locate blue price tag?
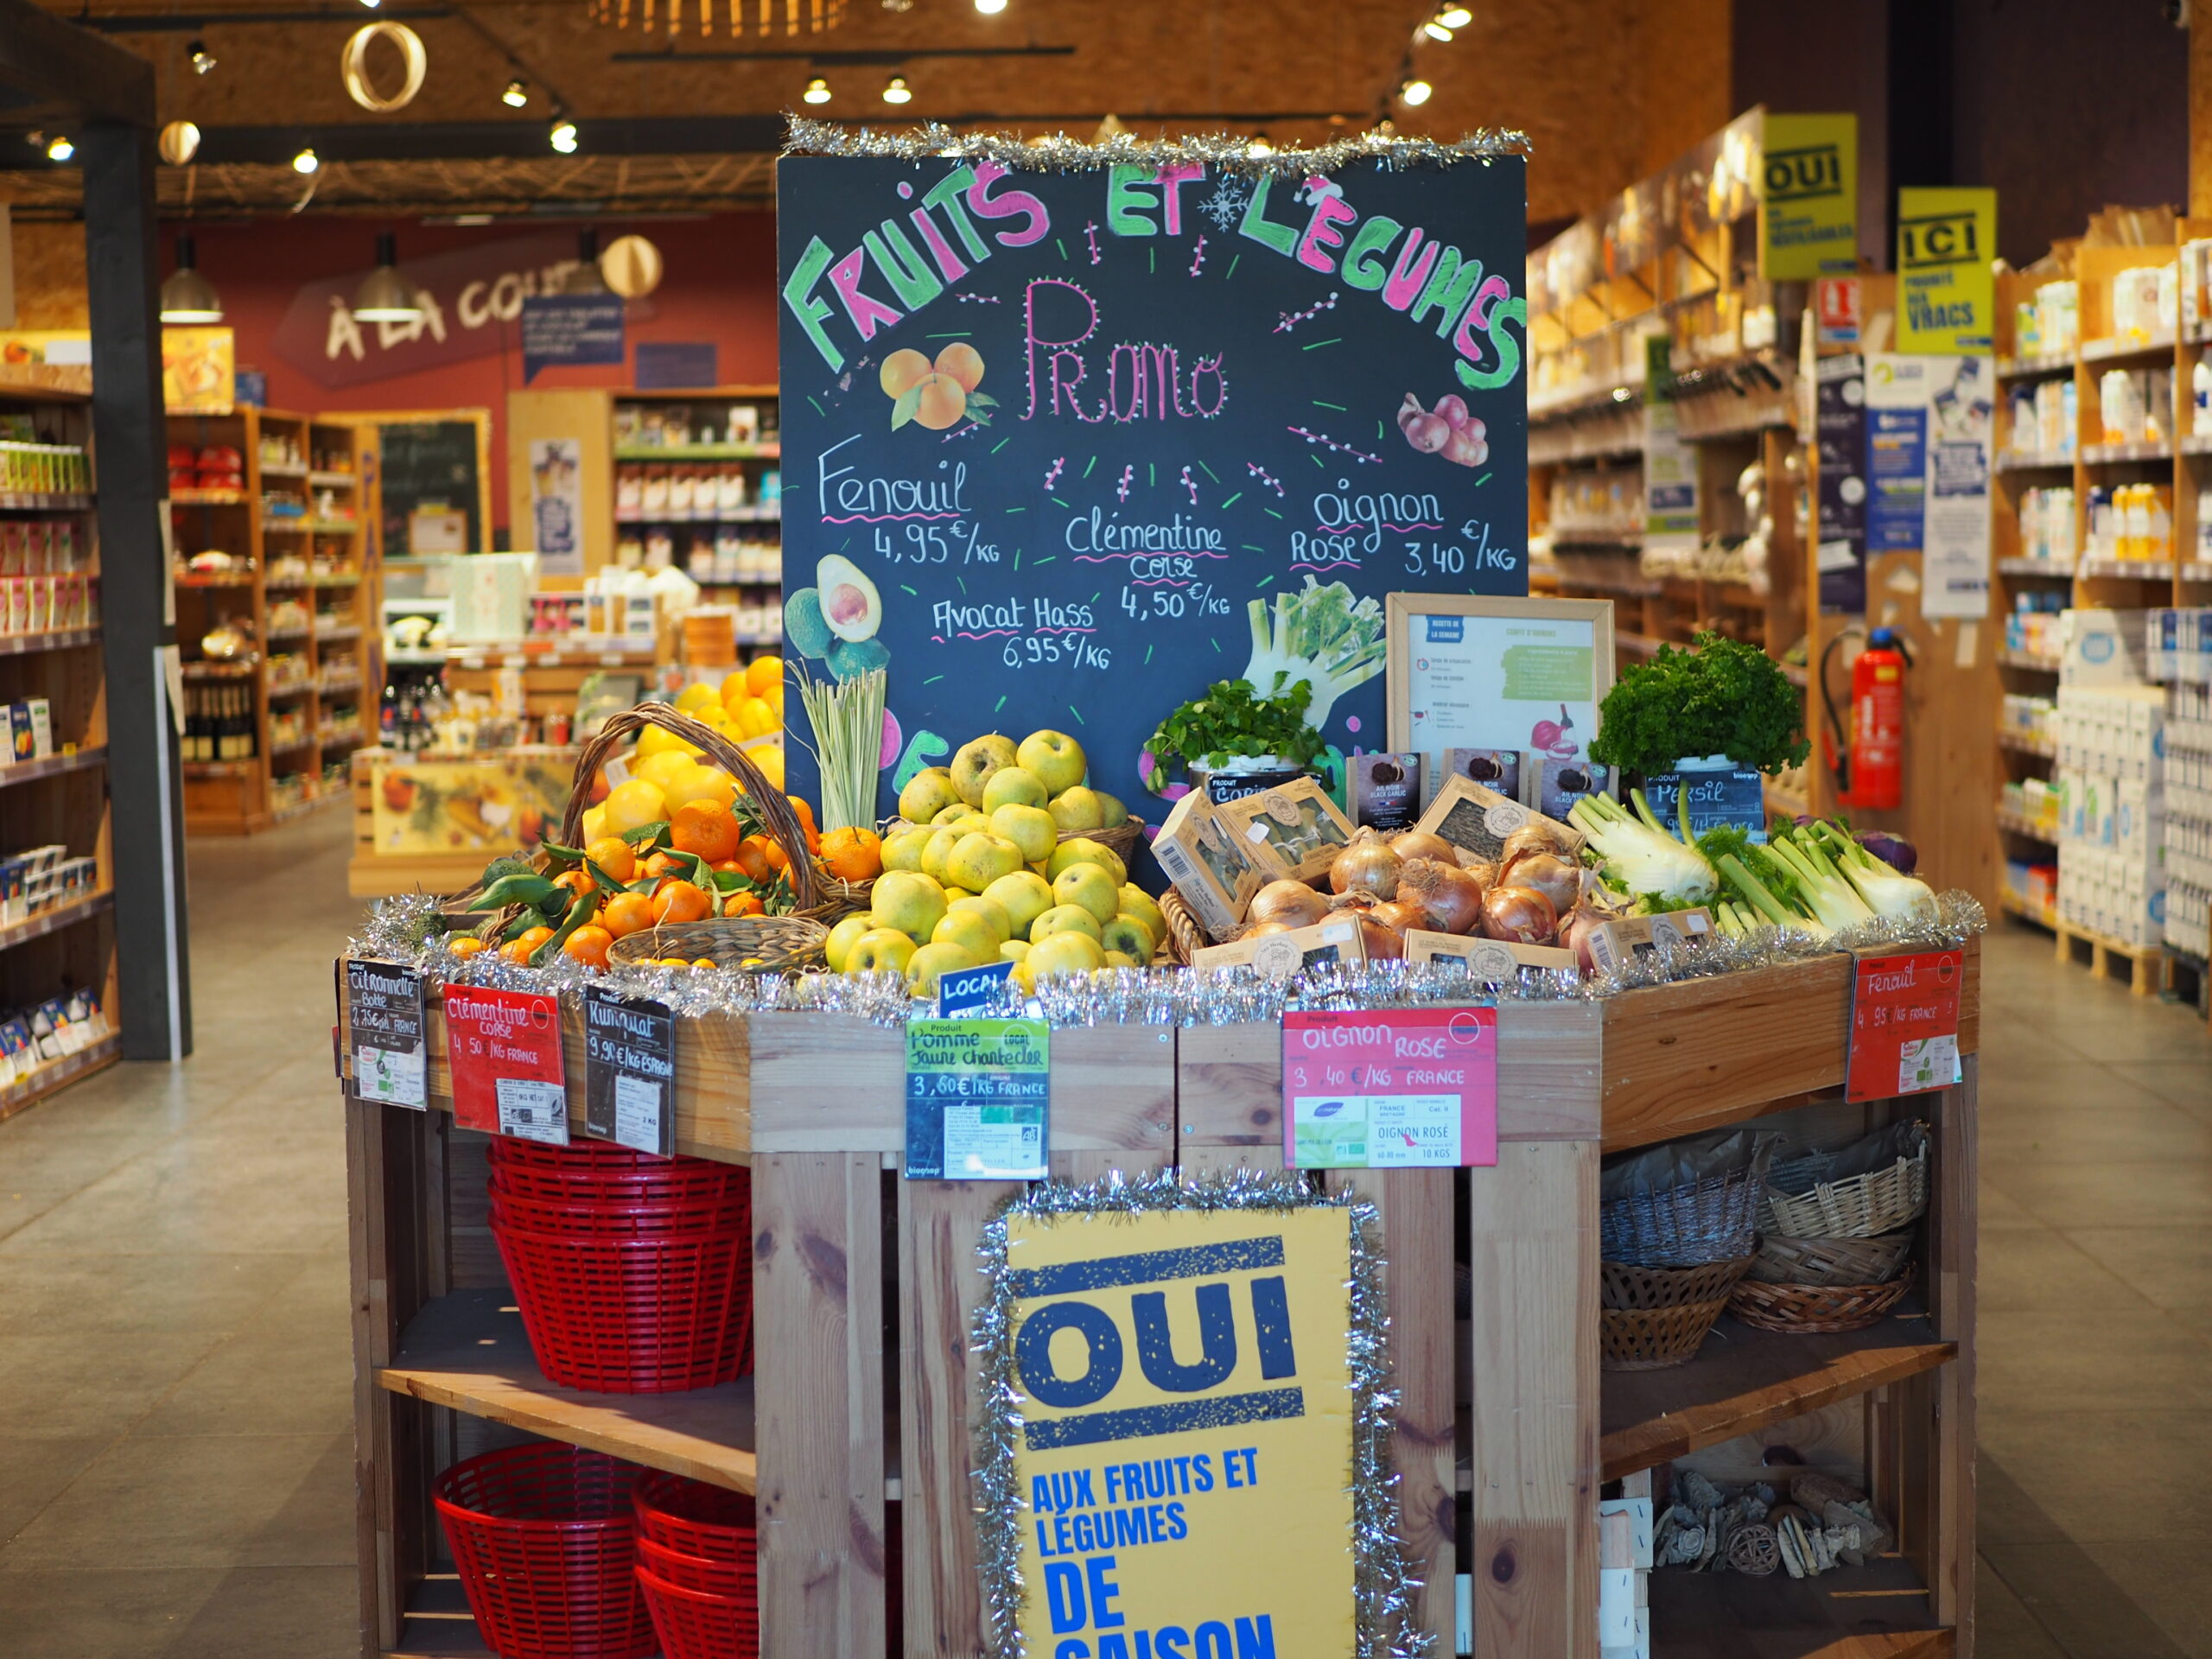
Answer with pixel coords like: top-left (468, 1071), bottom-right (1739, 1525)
top-left (938, 959), bottom-right (1017, 1019)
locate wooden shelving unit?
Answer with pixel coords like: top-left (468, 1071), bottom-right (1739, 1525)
top-left (0, 385), bottom-right (120, 1116)
top-left (340, 946), bottom-right (1977, 1659)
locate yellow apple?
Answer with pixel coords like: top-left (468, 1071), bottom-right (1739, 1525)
top-left (824, 912), bottom-right (873, 972)
top-left (1052, 862), bottom-right (1120, 925)
top-left (870, 871), bottom-right (948, 943)
top-left (1099, 916), bottom-right (1155, 964)
top-left (1048, 837), bottom-right (1127, 886)
top-left (898, 767), bottom-right (962, 825)
top-left (982, 766), bottom-right (1050, 812)
top-left (944, 832), bottom-right (1025, 893)
top-left (1018, 729), bottom-right (1087, 795)
top-left (1046, 787), bottom-right (1106, 834)
top-left (999, 938), bottom-right (1032, 963)
top-left (1027, 929), bottom-right (1105, 979)
top-left (846, 928), bottom-right (918, 976)
top-left (906, 941), bottom-right (982, 998)
top-left (1030, 904), bottom-right (1103, 944)
top-left (931, 908), bottom-right (1001, 961)
top-left (990, 803), bottom-right (1057, 863)
top-left (880, 826), bottom-right (935, 873)
top-left (1117, 885), bottom-right (1165, 945)
top-left (919, 827), bottom-right (963, 887)
top-left (982, 871), bottom-right (1054, 937)
top-left (948, 894), bottom-right (1013, 944)
top-left (950, 734), bottom-right (1020, 807)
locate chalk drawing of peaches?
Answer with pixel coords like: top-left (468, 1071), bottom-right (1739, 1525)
top-left (1397, 392), bottom-right (1488, 467)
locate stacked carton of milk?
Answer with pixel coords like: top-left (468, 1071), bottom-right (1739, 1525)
top-left (2054, 611), bottom-right (2166, 947)
top-left (2148, 607), bottom-right (2212, 959)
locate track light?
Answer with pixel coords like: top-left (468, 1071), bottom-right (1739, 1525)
top-left (353, 232), bottom-right (422, 323)
top-left (975, 0), bottom-right (1007, 11)
top-left (1399, 78), bottom-right (1432, 106)
top-left (45, 135), bottom-right (73, 162)
top-left (160, 233), bottom-right (224, 325)
top-left (1422, 19), bottom-right (1453, 41)
top-left (803, 77), bottom-right (831, 104)
top-left (501, 77), bottom-right (528, 108)
top-left (550, 117), bottom-right (579, 153)
top-left (359, 0), bottom-right (380, 8)
top-left (292, 146), bottom-right (319, 174)
top-left (882, 74), bottom-right (912, 104)
top-left (188, 38), bottom-right (216, 73)
top-left (1437, 4), bottom-right (1472, 24)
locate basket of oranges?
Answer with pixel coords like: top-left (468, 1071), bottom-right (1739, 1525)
top-left (444, 702), bottom-right (842, 974)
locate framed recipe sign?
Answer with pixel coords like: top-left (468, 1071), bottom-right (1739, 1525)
top-left (1386, 594), bottom-right (1615, 817)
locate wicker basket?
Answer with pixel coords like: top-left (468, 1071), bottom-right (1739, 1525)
top-left (1157, 889), bottom-right (1208, 967)
top-left (1600, 1162), bottom-right (1765, 1268)
top-left (1764, 1123), bottom-right (1929, 1240)
top-left (1727, 1264), bottom-right (1916, 1335)
top-left (1060, 818), bottom-right (1146, 862)
top-left (1747, 1230), bottom-right (1915, 1287)
top-left (1601, 1296), bottom-right (1734, 1370)
top-left (1600, 1255), bottom-right (1753, 1311)
top-left (608, 916), bottom-right (830, 971)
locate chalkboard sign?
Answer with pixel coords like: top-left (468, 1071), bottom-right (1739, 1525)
top-left (375, 417), bottom-right (487, 557)
top-left (775, 149), bottom-right (1529, 818)
top-left (1642, 762), bottom-right (1770, 842)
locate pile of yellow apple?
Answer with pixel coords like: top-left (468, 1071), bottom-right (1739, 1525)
top-left (823, 729), bottom-right (1164, 995)
top-left (576, 657), bottom-right (785, 846)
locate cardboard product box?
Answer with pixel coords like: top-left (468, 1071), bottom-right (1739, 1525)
top-left (1413, 775), bottom-right (1586, 869)
top-left (1212, 775), bottom-right (1357, 886)
top-left (1428, 748), bottom-right (1522, 809)
top-left (6, 704), bottom-right (32, 765)
top-left (1152, 790), bottom-right (1262, 939)
top-left (1349, 753), bottom-right (1423, 831)
top-left (1531, 757), bottom-right (1611, 823)
top-left (26, 698), bottom-right (50, 760)
top-left (1403, 929), bottom-right (1578, 979)
top-left (1191, 914), bottom-right (1366, 979)
top-left (1584, 908), bottom-right (1716, 977)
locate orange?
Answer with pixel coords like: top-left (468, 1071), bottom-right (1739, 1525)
top-left (911, 372), bottom-right (967, 430)
top-left (640, 849), bottom-right (684, 883)
top-left (552, 869), bottom-right (597, 907)
top-left (880, 347), bottom-right (932, 397)
top-left (734, 835), bottom-right (789, 883)
top-left (786, 796), bottom-right (820, 852)
top-left (449, 936), bottom-right (487, 959)
top-left (722, 890), bottom-right (764, 918)
top-left (652, 880), bottom-right (713, 926)
top-left (934, 340), bottom-right (985, 392)
top-left (563, 925), bottom-right (613, 970)
top-left (499, 939), bottom-right (533, 965)
top-left (712, 858), bottom-right (745, 874)
top-left (819, 824), bottom-right (884, 882)
top-left (516, 925), bottom-right (556, 952)
top-left (745, 655), bottom-right (782, 697)
top-left (691, 958), bottom-right (718, 970)
top-left (671, 800), bottom-right (741, 865)
top-left (601, 892), bottom-right (654, 938)
top-left (584, 836), bottom-right (637, 882)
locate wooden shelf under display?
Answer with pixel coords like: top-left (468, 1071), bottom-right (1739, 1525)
top-left (1649, 1564), bottom-right (1948, 1659)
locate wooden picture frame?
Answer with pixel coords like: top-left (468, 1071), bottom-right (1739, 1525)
top-left (1385, 594), bottom-right (1616, 814)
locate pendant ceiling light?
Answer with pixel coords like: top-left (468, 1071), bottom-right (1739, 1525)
top-left (586, 0), bottom-right (845, 39)
top-left (159, 233), bottom-right (224, 324)
top-left (353, 232), bottom-right (422, 323)
top-left (563, 227), bottom-right (610, 296)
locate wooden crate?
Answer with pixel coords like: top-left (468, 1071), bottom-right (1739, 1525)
top-left (341, 943), bottom-right (1980, 1659)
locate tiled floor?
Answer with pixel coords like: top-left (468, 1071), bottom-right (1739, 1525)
top-left (0, 810), bottom-right (2208, 1655)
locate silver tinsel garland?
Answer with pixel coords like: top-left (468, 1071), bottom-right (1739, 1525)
top-left (783, 115), bottom-right (1529, 180)
top-left (969, 1169), bottom-right (1428, 1659)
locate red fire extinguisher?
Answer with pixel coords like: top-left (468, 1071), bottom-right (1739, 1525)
top-left (1822, 626), bottom-right (1909, 810)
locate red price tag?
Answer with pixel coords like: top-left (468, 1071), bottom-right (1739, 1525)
top-left (1281, 1007), bottom-right (1498, 1169)
top-left (1846, 949), bottom-right (1962, 1103)
top-left (444, 985), bottom-right (570, 1144)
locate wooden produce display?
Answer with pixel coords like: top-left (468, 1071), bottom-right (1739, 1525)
top-left (339, 942), bottom-right (1980, 1659)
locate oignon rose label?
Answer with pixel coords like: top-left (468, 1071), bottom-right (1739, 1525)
top-left (1281, 1006), bottom-right (1497, 1168)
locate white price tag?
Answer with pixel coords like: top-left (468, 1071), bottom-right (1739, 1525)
top-left (942, 1103), bottom-right (1046, 1180)
top-left (356, 1041), bottom-right (426, 1109)
top-left (611, 1072), bottom-right (665, 1156)
top-left (496, 1077), bottom-right (570, 1144)
top-left (1898, 1033), bottom-right (1961, 1093)
top-left (1366, 1094), bottom-right (1462, 1167)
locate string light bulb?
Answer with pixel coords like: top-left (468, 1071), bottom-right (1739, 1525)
top-left (188, 38), bottom-right (216, 74)
top-left (975, 0), bottom-right (1007, 11)
top-left (882, 74), bottom-right (912, 104)
top-left (550, 117), bottom-right (579, 153)
top-left (45, 135), bottom-right (73, 162)
top-left (292, 146), bottom-right (319, 173)
top-left (1398, 78), bottom-right (1432, 106)
top-left (501, 77), bottom-right (528, 108)
top-left (1421, 18), bottom-right (1453, 41)
top-left (803, 77), bottom-right (831, 104)
top-left (1437, 4), bottom-right (1472, 24)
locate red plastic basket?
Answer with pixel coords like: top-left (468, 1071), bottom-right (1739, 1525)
top-left (489, 1142), bottom-right (747, 1209)
top-left (493, 1219), bottom-right (753, 1393)
top-left (633, 1473), bottom-right (757, 1560)
top-left (639, 1566), bottom-right (760, 1659)
top-left (489, 1186), bottom-right (747, 1240)
top-left (638, 1534), bottom-right (754, 1597)
top-left (433, 1444), bottom-right (655, 1659)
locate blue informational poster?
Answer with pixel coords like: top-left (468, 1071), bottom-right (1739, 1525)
top-left (519, 296), bottom-right (624, 385)
top-left (1866, 404), bottom-right (1928, 553)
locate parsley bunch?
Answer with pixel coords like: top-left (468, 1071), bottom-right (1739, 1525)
top-left (1144, 674), bottom-right (1323, 793)
top-left (1590, 632), bottom-right (1810, 779)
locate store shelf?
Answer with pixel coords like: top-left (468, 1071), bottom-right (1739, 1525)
top-left (2182, 562), bottom-right (2212, 582)
top-left (268, 683), bottom-right (312, 701)
top-left (1999, 888), bottom-right (2059, 930)
top-left (170, 489), bottom-right (247, 506)
top-left (2082, 440), bottom-right (2174, 465)
top-left (308, 469), bottom-right (358, 488)
top-left (1648, 1562), bottom-right (1947, 1659)
top-left (1997, 647), bottom-right (2061, 672)
top-left (2078, 557), bottom-right (2175, 579)
top-left (1996, 728), bottom-right (2057, 758)
top-left (0, 490), bottom-right (92, 512)
top-left (615, 507), bottom-right (781, 524)
top-left (258, 461), bottom-right (308, 479)
top-left (314, 626), bottom-right (362, 643)
top-left (614, 442), bottom-right (779, 461)
top-left (182, 760), bottom-right (257, 778)
top-left (1995, 557), bottom-right (2076, 578)
top-left (269, 789), bottom-right (348, 824)
top-left (1995, 804), bottom-right (2057, 842)
top-left (1763, 779), bottom-right (1808, 818)
top-left (2082, 334), bottom-right (2175, 365)
top-left (1996, 349), bottom-right (2075, 380)
top-left (0, 888), bottom-right (111, 954)
top-left (1616, 630), bottom-right (1666, 658)
top-left (175, 573), bottom-right (256, 589)
top-left (1548, 520), bottom-right (1643, 546)
top-left (0, 746), bottom-right (104, 788)
top-left (0, 1031), bottom-right (122, 1127)
top-left (0, 626), bottom-right (99, 655)
top-left (1600, 1300), bottom-right (1952, 1482)
top-left (386, 1575), bottom-right (492, 1659)
top-left (264, 519), bottom-right (362, 536)
top-left (1995, 450), bottom-right (2075, 473)
top-left (378, 1288), bottom-right (757, 1493)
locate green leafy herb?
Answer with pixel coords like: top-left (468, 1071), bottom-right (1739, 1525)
top-left (1144, 675), bottom-right (1324, 792)
top-left (1590, 631), bottom-right (1811, 780)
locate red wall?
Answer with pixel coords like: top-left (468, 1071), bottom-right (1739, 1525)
top-left (170, 213), bottom-right (780, 534)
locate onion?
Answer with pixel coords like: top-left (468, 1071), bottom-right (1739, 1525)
top-left (1247, 880), bottom-right (1329, 930)
top-left (1499, 849), bottom-right (1580, 917)
top-left (1367, 899), bottom-right (1431, 935)
top-left (1389, 828), bottom-right (1458, 866)
top-left (1242, 920), bottom-right (1291, 939)
top-left (1498, 822), bottom-right (1573, 868)
top-left (1329, 828), bottom-right (1402, 899)
top-left (1480, 885), bottom-right (1559, 945)
top-left (1560, 905), bottom-right (1605, 971)
top-left (1396, 857), bottom-right (1486, 935)
top-left (1352, 913), bottom-right (1405, 960)
top-left (1460, 858), bottom-right (1497, 895)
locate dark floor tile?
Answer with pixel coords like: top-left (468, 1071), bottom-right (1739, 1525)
top-left (1979, 1311), bottom-right (2212, 1412)
top-left (1975, 1554), bottom-right (2070, 1658)
top-left (2079, 1538), bottom-right (2212, 1659)
top-left (0, 1438), bottom-right (104, 1544)
top-left (2065, 1227), bottom-right (2212, 1321)
top-left (136, 1279), bottom-right (352, 1437)
top-left (0, 1253), bottom-right (315, 1337)
top-left (1980, 1100), bottom-right (2212, 1165)
top-left (1975, 1228), bottom-right (2154, 1314)
top-left (0, 1329), bottom-right (228, 1438)
top-left (1978, 1412), bottom-right (2212, 1542)
top-left (160, 1566), bottom-right (358, 1659)
top-left (0, 1568), bottom-right (229, 1659)
top-left (1983, 1159), bottom-right (2212, 1230)
top-left (1981, 1541), bottom-right (2195, 1658)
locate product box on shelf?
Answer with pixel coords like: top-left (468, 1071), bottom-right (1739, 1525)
top-left (1190, 913), bottom-right (1366, 976)
top-left (1583, 908), bottom-right (1715, 976)
top-left (2059, 609), bottom-right (2153, 688)
top-left (1413, 775), bottom-right (1585, 868)
top-left (1402, 931), bottom-right (1575, 976)
top-left (1152, 790), bottom-right (1263, 939)
top-left (1211, 776), bottom-right (1356, 885)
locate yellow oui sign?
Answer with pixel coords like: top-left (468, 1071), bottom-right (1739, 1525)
top-left (1001, 1201), bottom-right (1357, 1659)
top-left (1897, 187), bottom-right (1998, 353)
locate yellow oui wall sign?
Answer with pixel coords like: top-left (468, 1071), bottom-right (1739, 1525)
top-left (986, 1190), bottom-right (1370, 1659)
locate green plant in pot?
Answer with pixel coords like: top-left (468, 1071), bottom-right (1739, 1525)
top-left (1144, 674), bottom-right (1324, 801)
top-left (1591, 632), bottom-right (1809, 785)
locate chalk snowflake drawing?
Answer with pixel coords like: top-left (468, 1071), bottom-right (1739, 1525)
top-left (955, 292), bottom-right (1001, 304)
top-left (1189, 235), bottom-right (1207, 276)
top-left (1043, 457), bottom-right (1065, 491)
top-left (1274, 291), bottom-right (1338, 334)
top-left (1197, 178), bottom-right (1249, 232)
top-left (1116, 464), bottom-right (1135, 504)
top-left (1084, 221), bottom-right (1102, 265)
top-left (1287, 425), bottom-right (1382, 464)
top-left (1247, 462), bottom-right (1286, 498)
top-left (1180, 465), bottom-right (1200, 505)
